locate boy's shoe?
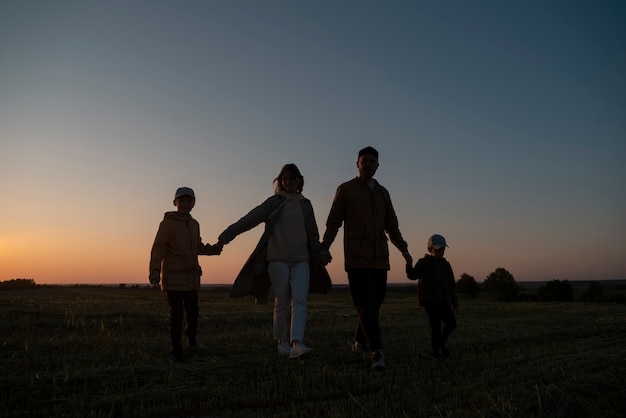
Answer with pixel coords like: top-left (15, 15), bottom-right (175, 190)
top-left (169, 353), bottom-right (184, 364)
top-left (289, 342), bottom-right (313, 359)
top-left (371, 350), bottom-right (386, 371)
top-left (440, 346), bottom-right (450, 358)
top-left (277, 341), bottom-right (291, 355)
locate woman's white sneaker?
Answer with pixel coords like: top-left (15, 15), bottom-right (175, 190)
top-left (289, 342), bottom-right (313, 359)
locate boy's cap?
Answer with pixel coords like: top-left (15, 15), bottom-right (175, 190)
top-left (174, 187), bottom-right (195, 200)
top-left (428, 234), bottom-right (448, 249)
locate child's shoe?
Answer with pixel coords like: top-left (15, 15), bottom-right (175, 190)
top-left (440, 345), bottom-right (450, 358)
top-left (371, 350), bottom-right (386, 371)
top-left (169, 352), bottom-right (183, 364)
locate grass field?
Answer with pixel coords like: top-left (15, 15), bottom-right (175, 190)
top-left (1, 286), bottom-right (625, 418)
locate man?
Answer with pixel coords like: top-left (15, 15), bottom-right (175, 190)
top-left (321, 146), bottom-right (412, 370)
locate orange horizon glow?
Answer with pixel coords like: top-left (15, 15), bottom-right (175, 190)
top-left (2, 208), bottom-right (624, 285)
top-left (4, 233), bottom-right (624, 286)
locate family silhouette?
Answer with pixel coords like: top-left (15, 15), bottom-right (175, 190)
top-left (149, 147), bottom-right (457, 370)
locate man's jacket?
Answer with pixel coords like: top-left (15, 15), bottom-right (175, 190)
top-left (322, 177), bottom-right (408, 271)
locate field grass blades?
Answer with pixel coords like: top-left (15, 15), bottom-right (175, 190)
top-left (0, 287), bottom-right (624, 417)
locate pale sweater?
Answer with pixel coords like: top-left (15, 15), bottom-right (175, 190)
top-left (266, 192), bottom-right (309, 262)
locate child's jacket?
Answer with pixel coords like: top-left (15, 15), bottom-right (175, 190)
top-left (407, 254), bottom-right (458, 308)
top-left (149, 211), bottom-right (216, 291)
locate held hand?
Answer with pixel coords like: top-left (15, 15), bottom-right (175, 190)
top-left (202, 242), bottom-right (223, 255)
top-left (149, 276), bottom-right (160, 287)
top-left (212, 242), bottom-right (224, 254)
top-left (402, 251), bottom-right (413, 267)
top-left (320, 249), bottom-right (332, 266)
top-left (405, 263), bottom-right (417, 281)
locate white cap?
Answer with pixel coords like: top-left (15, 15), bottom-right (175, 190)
top-left (174, 187), bottom-right (195, 200)
top-left (427, 234), bottom-right (448, 250)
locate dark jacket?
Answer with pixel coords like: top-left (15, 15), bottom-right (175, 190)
top-left (322, 177), bottom-right (408, 270)
top-left (149, 212), bottom-right (219, 291)
top-left (219, 194), bottom-right (331, 301)
top-left (407, 254), bottom-right (458, 307)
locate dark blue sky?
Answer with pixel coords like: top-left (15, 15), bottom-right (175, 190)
top-left (1, 1), bottom-right (624, 283)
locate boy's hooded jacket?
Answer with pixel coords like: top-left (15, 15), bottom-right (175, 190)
top-left (219, 193), bottom-right (332, 302)
top-left (149, 212), bottom-right (218, 291)
top-left (407, 255), bottom-right (458, 308)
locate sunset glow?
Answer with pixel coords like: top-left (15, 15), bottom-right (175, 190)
top-left (1, 1), bottom-right (624, 285)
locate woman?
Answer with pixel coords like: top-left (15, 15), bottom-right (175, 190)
top-left (216, 164), bottom-right (330, 359)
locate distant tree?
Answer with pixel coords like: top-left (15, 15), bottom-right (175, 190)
top-left (579, 282), bottom-right (604, 302)
top-left (456, 273), bottom-right (479, 299)
top-left (537, 279), bottom-right (574, 302)
top-left (0, 278), bottom-right (37, 290)
top-left (483, 268), bottom-right (518, 301)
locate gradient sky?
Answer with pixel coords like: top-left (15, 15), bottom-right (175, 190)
top-left (1, 1), bottom-right (625, 285)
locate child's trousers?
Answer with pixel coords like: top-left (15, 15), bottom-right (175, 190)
top-left (425, 305), bottom-right (456, 356)
top-left (167, 290), bottom-right (199, 357)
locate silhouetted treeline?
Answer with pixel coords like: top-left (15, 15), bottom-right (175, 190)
top-left (455, 270), bottom-right (625, 304)
top-left (0, 278), bottom-right (37, 290)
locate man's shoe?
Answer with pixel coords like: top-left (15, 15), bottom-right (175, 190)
top-left (277, 341), bottom-right (291, 355)
top-left (186, 344), bottom-right (198, 357)
top-left (187, 342), bottom-right (206, 357)
top-left (371, 350), bottom-right (386, 371)
top-left (351, 341), bottom-right (369, 355)
top-left (289, 342), bottom-right (313, 359)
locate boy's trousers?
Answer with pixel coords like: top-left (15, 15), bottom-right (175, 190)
top-left (167, 290), bottom-right (199, 356)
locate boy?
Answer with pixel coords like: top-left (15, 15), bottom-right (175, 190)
top-left (406, 234), bottom-right (457, 359)
top-left (149, 187), bottom-right (221, 363)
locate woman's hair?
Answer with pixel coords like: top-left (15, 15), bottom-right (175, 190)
top-left (273, 163), bottom-right (304, 193)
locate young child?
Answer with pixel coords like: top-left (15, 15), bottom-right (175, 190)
top-left (149, 187), bottom-right (221, 363)
top-left (406, 234), bottom-right (458, 359)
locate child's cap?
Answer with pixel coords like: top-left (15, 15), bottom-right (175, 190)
top-left (174, 187), bottom-right (195, 200)
top-left (428, 234), bottom-right (448, 250)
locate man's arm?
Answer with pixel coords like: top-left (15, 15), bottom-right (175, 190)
top-left (320, 186), bottom-right (344, 264)
top-left (383, 192), bottom-right (412, 265)
top-left (321, 186), bottom-right (344, 250)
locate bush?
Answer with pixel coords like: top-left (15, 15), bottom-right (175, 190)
top-left (457, 273), bottom-right (479, 299)
top-left (579, 282), bottom-right (604, 302)
top-left (483, 268), bottom-right (518, 301)
top-left (537, 279), bottom-right (574, 302)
